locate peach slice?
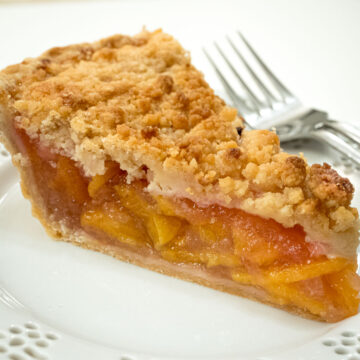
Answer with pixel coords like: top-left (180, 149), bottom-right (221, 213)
top-left (146, 214), bottom-right (182, 248)
top-left (265, 257), bottom-right (349, 283)
top-left (81, 203), bottom-right (147, 246)
top-left (162, 248), bottom-right (240, 268)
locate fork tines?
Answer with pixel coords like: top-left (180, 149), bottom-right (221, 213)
top-left (204, 32), bottom-right (297, 128)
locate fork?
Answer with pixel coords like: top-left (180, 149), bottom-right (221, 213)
top-left (204, 32), bottom-right (360, 166)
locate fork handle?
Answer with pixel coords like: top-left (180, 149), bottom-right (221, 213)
top-left (324, 120), bottom-right (360, 144)
top-left (311, 128), bottom-right (360, 167)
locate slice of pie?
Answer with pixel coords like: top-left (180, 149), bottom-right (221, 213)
top-left (0, 29), bottom-right (359, 322)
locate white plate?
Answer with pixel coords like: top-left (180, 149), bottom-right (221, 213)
top-left (1, 1), bottom-right (360, 359)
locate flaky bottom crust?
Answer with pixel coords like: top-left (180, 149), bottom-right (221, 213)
top-left (0, 111), bottom-right (322, 322)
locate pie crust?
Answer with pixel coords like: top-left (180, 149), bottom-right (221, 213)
top-left (0, 29), bottom-right (359, 322)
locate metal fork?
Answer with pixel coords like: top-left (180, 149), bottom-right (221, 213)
top-left (204, 32), bottom-right (360, 166)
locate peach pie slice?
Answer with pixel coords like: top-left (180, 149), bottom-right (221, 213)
top-left (0, 30), bottom-right (359, 322)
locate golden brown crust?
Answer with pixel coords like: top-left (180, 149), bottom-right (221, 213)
top-left (308, 163), bottom-right (354, 207)
top-left (0, 29), bottom-right (358, 257)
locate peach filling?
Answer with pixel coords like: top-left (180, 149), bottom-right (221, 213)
top-left (17, 130), bottom-right (360, 322)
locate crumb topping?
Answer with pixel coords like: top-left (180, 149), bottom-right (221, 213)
top-left (0, 29), bottom-right (358, 246)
